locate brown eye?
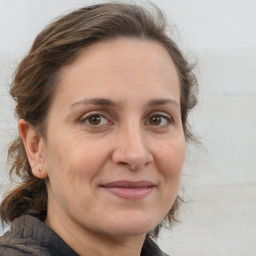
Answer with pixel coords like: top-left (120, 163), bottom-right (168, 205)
top-left (88, 115), bottom-right (101, 125)
top-left (148, 114), bottom-right (171, 127)
top-left (149, 115), bottom-right (162, 125)
top-left (82, 114), bottom-right (109, 127)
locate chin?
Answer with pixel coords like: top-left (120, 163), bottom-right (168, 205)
top-left (108, 226), bottom-right (153, 237)
top-left (103, 213), bottom-right (160, 236)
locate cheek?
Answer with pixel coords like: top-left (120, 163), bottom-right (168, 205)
top-left (155, 137), bottom-right (186, 203)
top-left (157, 137), bottom-right (186, 177)
top-left (153, 138), bottom-right (185, 217)
top-left (45, 135), bottom-right (109, 186)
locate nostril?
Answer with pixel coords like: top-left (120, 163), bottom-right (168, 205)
top-left (119, 161), bottom-right (129, 166)
top-left (117, 161), bottom-right (137, 170)
top-left (112, 146), bottom-right (153, 170)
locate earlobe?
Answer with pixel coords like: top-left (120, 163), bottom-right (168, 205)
top-left (18, 119), bottom-right (48, 179)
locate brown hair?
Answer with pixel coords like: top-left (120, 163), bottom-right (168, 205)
top-left (0, 2), bottom-right (197, 238)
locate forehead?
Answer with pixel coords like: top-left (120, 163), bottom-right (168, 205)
top-left (56, 38), bottom-right (180, 103)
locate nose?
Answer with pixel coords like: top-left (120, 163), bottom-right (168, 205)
top-left (111, 126), bottom-right (153, 170)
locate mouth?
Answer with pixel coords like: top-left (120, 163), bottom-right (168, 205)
top-left (100, 180), bottom-right (156, 200)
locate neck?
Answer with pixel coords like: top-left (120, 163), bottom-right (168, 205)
top-left (44, 209), bottom-right (146, 256)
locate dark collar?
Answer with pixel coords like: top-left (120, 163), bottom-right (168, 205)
top-left (11, 215), bottom-right (79, 256)
top-left (11, 215), bottom-right (167, 256)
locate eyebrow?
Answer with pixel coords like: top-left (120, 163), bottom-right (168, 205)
top-left (70, 97), bottom-right (179, 109)
top-left (147, 98), bottom-right (179, 107)
top-left (71, 98), bottom-right (118, 108)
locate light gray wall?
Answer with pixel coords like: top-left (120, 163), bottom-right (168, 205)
top-left (0, 0), bottom-right (255, 255)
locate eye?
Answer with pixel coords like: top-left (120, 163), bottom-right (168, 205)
top-left (148, 114), bottom-right (172, 127)
top-left (81, 113), bottom-right (109, 127)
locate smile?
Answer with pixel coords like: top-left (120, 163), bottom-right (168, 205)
top-left (100, 180), bottom-right (156, 200)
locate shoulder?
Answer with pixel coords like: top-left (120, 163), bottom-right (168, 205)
top-left (142, 237), bottom-right (170, 256)
top-left (0, 232), bottom-right (50, 256)
top-left (0, 216), bottom-right (51, 255)
top-left (0, 215), bottom-right (78, 256)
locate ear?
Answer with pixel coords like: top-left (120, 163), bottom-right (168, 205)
top-left (18, 119), bottom-right (48, 179)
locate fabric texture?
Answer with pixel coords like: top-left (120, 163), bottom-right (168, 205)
top-left (0, 215), bottom-right (168, 256)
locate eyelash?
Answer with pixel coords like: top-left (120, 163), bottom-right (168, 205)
top-left (147, 113), bottom-right (173, 128)
top-left (80, 112), bottom-right (173, 129)
top-left (80, 113), bottom-right (111, 128)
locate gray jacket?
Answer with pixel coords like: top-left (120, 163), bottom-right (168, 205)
top-left (0, 215), bottom-right (168, 256)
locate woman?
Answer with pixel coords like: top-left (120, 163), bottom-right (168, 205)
top-left (0, 2), bottom-right (197, 256)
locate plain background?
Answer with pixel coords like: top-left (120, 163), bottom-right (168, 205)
top-left (0, 0), bottom-right (255, 255)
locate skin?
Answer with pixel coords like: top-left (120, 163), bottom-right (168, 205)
top-left (19, 38), bottom-right (186, 256)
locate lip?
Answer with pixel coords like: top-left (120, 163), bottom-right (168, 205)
top-left (100, 180), bottom-right (156, 200)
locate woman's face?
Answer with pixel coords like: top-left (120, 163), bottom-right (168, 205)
top-left (41, 38), bottom-right (185, 237)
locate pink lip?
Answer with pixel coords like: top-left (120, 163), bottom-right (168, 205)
top-left (101, 180), bottom-right (156, 200)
